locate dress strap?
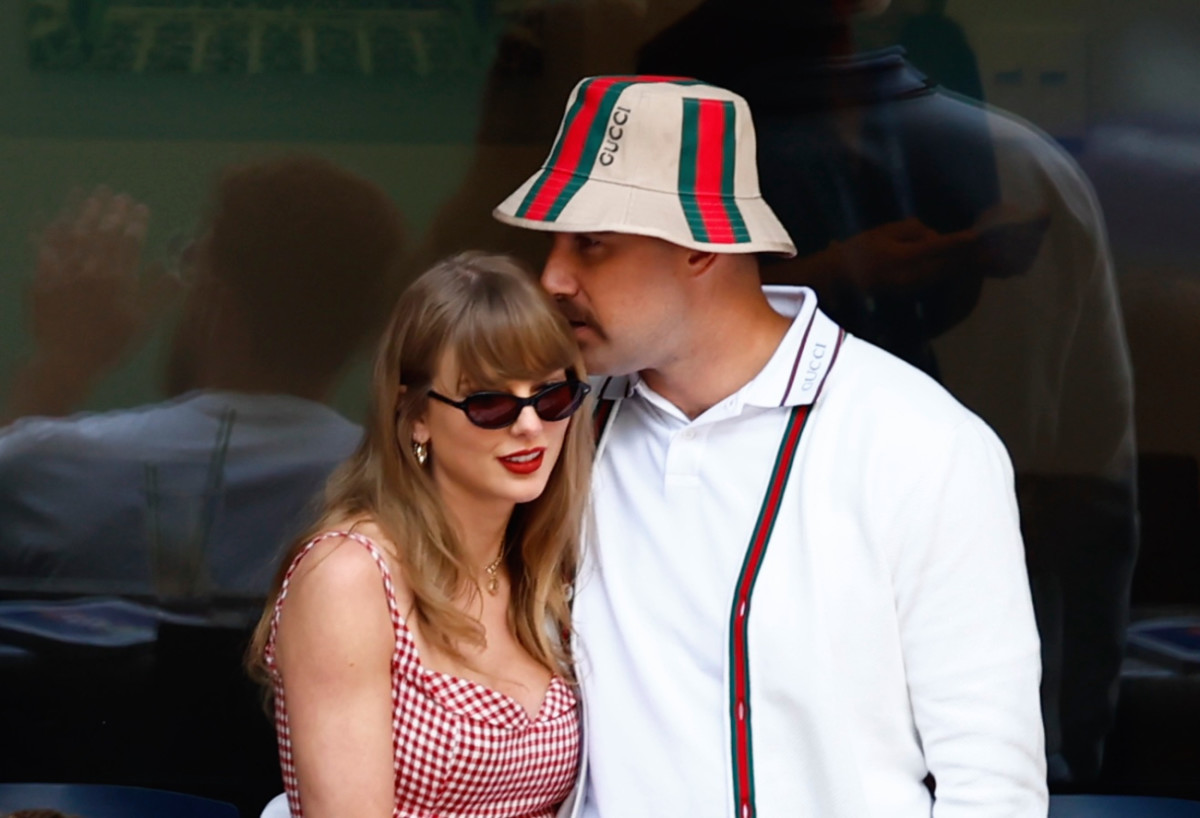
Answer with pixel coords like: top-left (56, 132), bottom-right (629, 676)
top-left (264, 530), bottom-right (408, 818)
top-left (265, 530), bottom-right (417, 679)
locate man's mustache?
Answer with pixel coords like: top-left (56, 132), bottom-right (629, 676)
top-left (554, 298), bottom-right (593, 326)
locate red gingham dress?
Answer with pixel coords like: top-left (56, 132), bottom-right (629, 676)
top-left (264, 531), bottom-right (580, 818)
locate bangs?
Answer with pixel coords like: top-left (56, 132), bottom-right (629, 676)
top-left (444, 279), bottom-right (581, 391)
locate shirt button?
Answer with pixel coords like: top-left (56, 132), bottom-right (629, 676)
top-left (681, 429), bottom-right (695, 440)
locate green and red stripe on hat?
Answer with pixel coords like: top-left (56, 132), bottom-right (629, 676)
top-left (495, 74), bottom-right (797, 257)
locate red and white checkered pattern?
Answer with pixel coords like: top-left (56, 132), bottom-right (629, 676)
top-left (264, 531), bottom-right (580, 818)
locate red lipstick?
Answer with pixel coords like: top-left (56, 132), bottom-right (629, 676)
top-left (499, 448), bottom-right (545, 475)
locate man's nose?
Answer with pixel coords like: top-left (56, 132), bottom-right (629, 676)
top-left (540, 234), bottom-right (577, 297)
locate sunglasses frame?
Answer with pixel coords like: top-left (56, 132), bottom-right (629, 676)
top-left (427, 377), bottom-right (591, 430)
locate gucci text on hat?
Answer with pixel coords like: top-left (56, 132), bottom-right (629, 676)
top-left (494, 75), bottom-right (796, 257)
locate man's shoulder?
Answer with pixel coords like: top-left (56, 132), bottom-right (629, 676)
top-left (806, 337), bottom-right (1015, 498)
top-left (895, 85), bottom-right (1098, 206)
top-left (822, 334), bottom-right (996, 438)
top-left (957, 101), bottom-right (1101, 213)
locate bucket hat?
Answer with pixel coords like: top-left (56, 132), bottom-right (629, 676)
top-left (494, 75), bottom-right (796, 256)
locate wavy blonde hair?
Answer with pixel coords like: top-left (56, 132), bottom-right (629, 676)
top-left (248, 251), bottom-right (592, 685)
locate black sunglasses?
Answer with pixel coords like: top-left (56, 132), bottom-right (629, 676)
top-left (428, 378), bottom-right (591, 430)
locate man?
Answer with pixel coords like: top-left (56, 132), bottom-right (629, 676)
top-left (494, 77), bottom-right (1047, 816)
top-left (640, 0), bottom-right (1137, 785)
top-left (0, 155), bottom-right (405, 599)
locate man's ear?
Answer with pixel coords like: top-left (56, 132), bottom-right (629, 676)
top-left (684, 249), bottom-right (719, 279)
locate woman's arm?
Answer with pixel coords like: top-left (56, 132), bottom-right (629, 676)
top-left (274, 537), bottom-right (399, 818)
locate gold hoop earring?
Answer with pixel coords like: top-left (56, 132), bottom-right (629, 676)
top-left (412, 440), bottom-right (428, 466)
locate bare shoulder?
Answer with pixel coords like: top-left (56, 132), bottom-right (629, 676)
top-left (286, 520), bottom-right (414, 615)
top-left (274, 533), bottom-right (398, 682)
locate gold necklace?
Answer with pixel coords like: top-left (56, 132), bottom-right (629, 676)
top-left (484, 548), bottom-right (505, 595)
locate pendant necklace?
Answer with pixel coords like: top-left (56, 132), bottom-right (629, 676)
top-left (484, 548), bottom-right (505, 595)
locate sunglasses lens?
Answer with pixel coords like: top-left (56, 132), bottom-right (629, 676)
top-left (454, 381), bottom-right (587, 429)
top-left (464, 394), bottom-right (521, 429)
top-left (534, 382), bottom-right (584, 421)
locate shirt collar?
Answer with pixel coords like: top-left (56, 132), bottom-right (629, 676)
top-left (594, 286), bottom-right (845, 415)
top-left (744, 286), bottom-right (845, 409)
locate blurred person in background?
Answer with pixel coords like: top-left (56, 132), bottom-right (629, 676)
top-left (0, 154), bottom-right (405, 601)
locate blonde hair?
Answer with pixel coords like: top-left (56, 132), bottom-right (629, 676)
top-left (248, 252), bottom-right (591, 685)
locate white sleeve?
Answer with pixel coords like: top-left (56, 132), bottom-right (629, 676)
top-left (889, 418), bottom-right (1048, 817)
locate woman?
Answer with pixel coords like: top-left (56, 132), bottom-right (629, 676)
top-left (247, 252), bottom-right (593, 818)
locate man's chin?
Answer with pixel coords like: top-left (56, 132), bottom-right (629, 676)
top-left (571, 328), bottom-right (633, 376)
top-left (580, 349), bottom-right (634, 378)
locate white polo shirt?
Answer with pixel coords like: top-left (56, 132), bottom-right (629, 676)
top-left (573, 287), bottom-right (1046, 818)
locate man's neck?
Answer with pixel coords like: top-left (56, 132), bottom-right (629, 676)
top-left (640, 293), bottom-right (794, 420)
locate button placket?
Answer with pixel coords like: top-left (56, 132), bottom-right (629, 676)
top-left (666, 424), bottom-right (707, 480)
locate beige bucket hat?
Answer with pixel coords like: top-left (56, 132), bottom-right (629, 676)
top-left (494, 75), bottom-right (796, 257)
